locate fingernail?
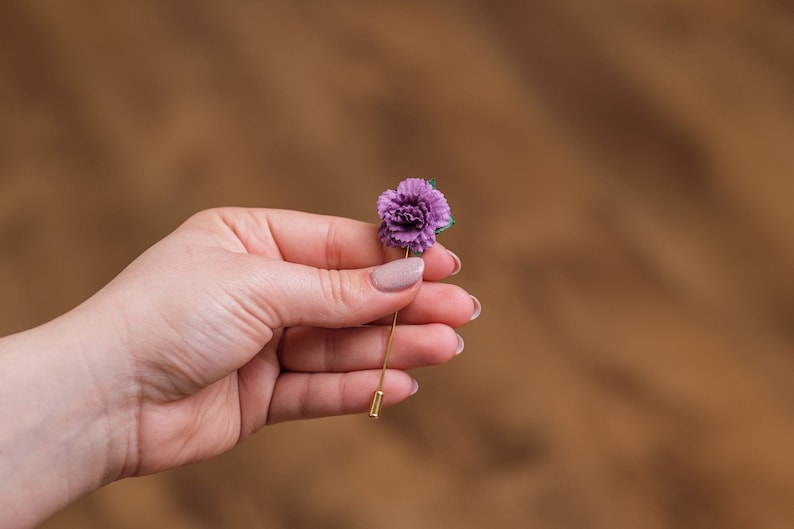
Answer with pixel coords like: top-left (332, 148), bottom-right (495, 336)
top-left (371, 257), bottom-right (425, 292)
top-left (455, 333), bottom-right (465, 355)
top-left (470, 296), bottom-right (481, 320)
top-left (448, 250), bottom-right (462, 276)
top-left (410, 378), bottom-right (420, 395)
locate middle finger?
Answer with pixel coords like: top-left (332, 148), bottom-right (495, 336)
top-left (279, 323), bottom-right (462, 373)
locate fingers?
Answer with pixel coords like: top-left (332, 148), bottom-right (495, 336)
top-left (211, 208), bottom-right (460, 280)
top-left (266, 369), bottom-right (416, 424)
top-left (264, 322), bottom-right (464, 424)
top-left (280, 323), bottom-right (462, 372)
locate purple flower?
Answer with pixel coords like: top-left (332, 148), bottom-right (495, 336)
top-left (377, 178), bottom-right (453, 253)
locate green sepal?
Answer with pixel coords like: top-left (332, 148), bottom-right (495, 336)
top-left (428, 178), bottom-right (437, 189)
top-left (435, 213), bottom-right (455, 235)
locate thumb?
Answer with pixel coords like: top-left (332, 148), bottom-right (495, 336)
top-left (255, 257), bottom-right (425, 329)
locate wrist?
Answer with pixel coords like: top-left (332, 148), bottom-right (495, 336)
top-left (0, 306), bottom-right (138, 527)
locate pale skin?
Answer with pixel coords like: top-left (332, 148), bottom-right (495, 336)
top-left (0, 208), bottom-right (478, 529)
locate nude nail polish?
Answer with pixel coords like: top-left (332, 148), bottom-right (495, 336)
top-left (448, 250), bottom-right (462, 276)
top-left (470, 296), bottom-right (481, 320)
top-left (371, 257), bottom-right (425, 292)
top-left (455, 333), bottom-right (465, 355)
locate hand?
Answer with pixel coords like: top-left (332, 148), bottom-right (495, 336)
top-left (67, 208), bottom-right (476, 477)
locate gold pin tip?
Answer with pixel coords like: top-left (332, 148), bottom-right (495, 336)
top-left (369, 390), bottom-right (384, 418)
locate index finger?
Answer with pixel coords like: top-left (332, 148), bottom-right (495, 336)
top-left (216, 208), bottom-right (459, 280)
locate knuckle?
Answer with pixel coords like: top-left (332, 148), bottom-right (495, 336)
top-left (316, 269), bottom-right (359, 314)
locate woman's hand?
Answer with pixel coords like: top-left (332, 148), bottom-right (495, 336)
top-left (1, 208), bottom-right (478, 528)
top-left (73, 208), bottom-right (477, 476)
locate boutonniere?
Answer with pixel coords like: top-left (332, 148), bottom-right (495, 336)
top-left (370, 178), bottom-right (454, 418)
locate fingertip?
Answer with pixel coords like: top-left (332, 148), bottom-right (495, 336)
top-left (420, 243), bottom-right (462, 281)
top-left (432, 324), bottom-right (465, 364)
top-left (370, 370), bottom-right (418, 412)
top-left (380, 371), bottom-right (420, 407)
top-left (387, 283), bottom-right (476, 328)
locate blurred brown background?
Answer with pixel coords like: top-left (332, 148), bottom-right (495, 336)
top-left (2, 1), bottom-right (794, 528)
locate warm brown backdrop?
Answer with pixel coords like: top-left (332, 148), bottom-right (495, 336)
top-left (2, 1), bottom-right (793, 528)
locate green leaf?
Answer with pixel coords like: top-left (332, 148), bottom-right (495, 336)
top-left (428, 178), bottom-right (437, 189)
top-left (435, 214), bottom-right (455, 234)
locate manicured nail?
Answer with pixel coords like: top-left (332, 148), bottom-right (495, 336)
top-left (470, 296), bottom-right (481, 320)
top-left (371, 257), bottom-right (425, 292)
top-left (455, 333), bottom-right (465, 355)
top-left (448, 250), bottom-right (462, 276)
top-left (410, 378), bottom-right (420, 395)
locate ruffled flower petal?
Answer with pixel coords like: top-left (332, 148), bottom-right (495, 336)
top-left (376, 178), bottom-right (453, 253)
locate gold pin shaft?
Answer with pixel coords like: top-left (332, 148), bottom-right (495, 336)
top-left (369, 247), bottom-right (411, 419)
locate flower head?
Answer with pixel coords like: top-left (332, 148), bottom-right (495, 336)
top-left (377, 178), bottom-right (454, 254)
